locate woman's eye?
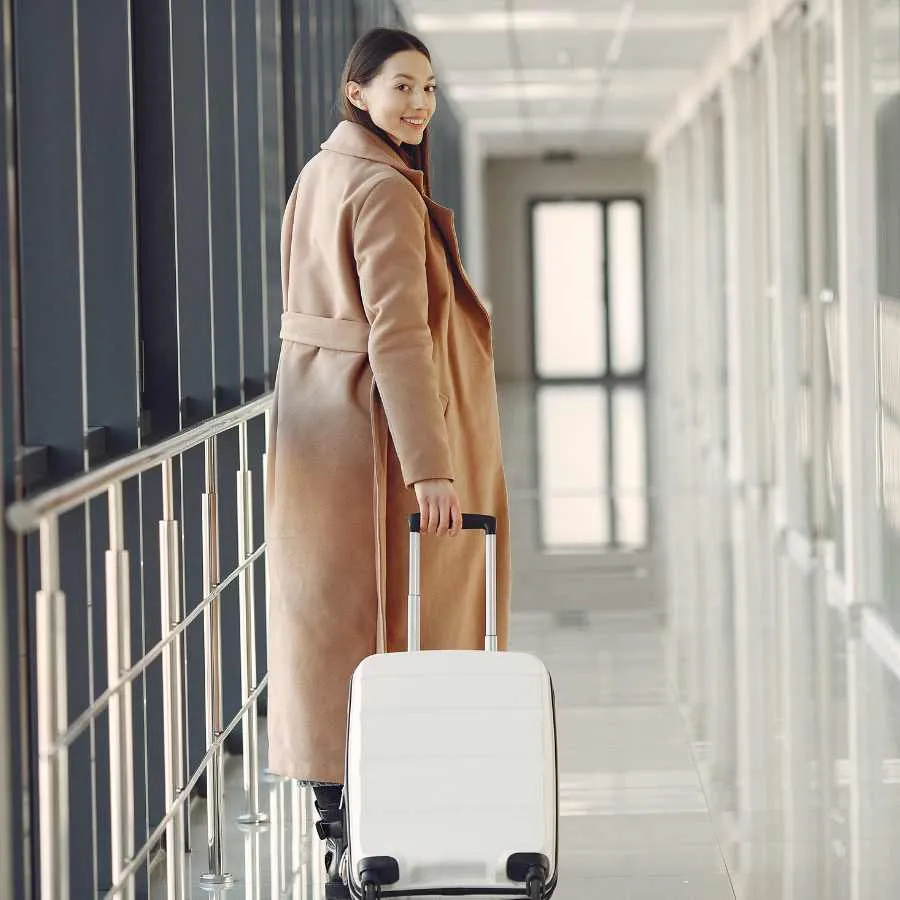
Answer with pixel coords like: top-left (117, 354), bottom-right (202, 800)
top-left (426, 85), bottom-right (436, 93)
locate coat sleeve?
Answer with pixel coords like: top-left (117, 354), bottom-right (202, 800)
top-left (280, 177), bottom-right (300, 309)
top-left (354, 175), bottom-right (454, 487)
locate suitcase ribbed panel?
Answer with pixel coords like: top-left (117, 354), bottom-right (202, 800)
top-left (345, 651), bottom-right (557, 895)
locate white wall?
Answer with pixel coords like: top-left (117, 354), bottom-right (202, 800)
top-left (484, 154), bottom-right (654, 383)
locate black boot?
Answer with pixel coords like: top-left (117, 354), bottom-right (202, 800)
top-left (313, 785), bottom-right (348, 898)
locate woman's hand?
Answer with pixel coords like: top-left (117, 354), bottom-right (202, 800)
top-left (413, 479), bottom-right (461, 536)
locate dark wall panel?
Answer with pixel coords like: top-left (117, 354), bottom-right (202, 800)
top-left (261, 0), bottom-right (284, 380)
top-left (207, 1), bottom-right (243, 414)
top-left (171, 1), bottom-right (214, 426)
top-left (133, 1), bottom-right (180, 441)
top-left (0, 0), bottom-right (25, 892)
top-left (236, 0), bottom-right (266, 398)
top-left (15, 0), bottom-right (84, 483)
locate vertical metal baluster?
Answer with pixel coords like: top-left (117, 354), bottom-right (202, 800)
top-left (268, 781), bottom-right (280, 897)
top-left (278, 779), bottom-right (289, 894)
top-left (291, 780), bottom-right (301, 879)
top-left (36, 515), bottom-right (67, 900)
top-left (106, 483), bottom-right (135, 899)
top-left (201, 438), bottom-right (232, 885)
top-left (243, 823), bottom-right (262, 900)
top-left (262, 406), bottom-right (271, 640)
top-left (237, 422), bottom-right (267, 826)
top-left (160, 459), bottom-right (187, 899)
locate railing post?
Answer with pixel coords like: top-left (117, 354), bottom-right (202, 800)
top-left (106, 483), bottom-right (135, 900)
top-left (159, 459), bottom-right (187, 899)
top-left (36, 515), bottom-right (68, 900)
top-left (237, 422), bottom-right (267, 826)
top-left (200, 437), bottom-right (232, 886)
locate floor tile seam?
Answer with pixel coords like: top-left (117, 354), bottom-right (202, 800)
top-left (663, 662), bottom-right (738, 898)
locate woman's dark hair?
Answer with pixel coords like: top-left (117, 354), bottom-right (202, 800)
top-left (339, 27), bottom-right (434, 197)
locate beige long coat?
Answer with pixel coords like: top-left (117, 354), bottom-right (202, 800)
top-left (266, 121), bottom-right (511, 783)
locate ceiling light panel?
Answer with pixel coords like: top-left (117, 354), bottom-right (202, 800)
top-left (616, 28), bottom-right (731, 69)
top-left (448, 79), bottom-right (683, 103)
top-left (423, 32), bottom-right (514, 70)
top-left (513, 30), bottom-right (617, 71)
top-left (412, 9), bottom-right (735, 33)
top-left (405, 0), bottom-right (748, 11)
top-left (446, 67), bottom-right (695, 92)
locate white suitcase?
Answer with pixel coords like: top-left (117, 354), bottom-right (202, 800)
top-left (342, 514), bottom-right (558, 900)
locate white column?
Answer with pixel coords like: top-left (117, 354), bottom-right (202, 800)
top-left (462, 125), bottom-right (487, 297)
top-left (834, 0), bottom-right (882, 612)
top-left (765, 22), bottom-right (805, 534)
top-left (722, 60), bottom-right (775, 831)
top-left (833, 4), bottom-right (886, 900)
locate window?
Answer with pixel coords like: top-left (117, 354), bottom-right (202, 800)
top-left (531, 198), bottom-right (645, 380)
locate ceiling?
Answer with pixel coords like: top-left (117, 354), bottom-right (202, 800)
top-left (394, 0), bottom-right (755, 157)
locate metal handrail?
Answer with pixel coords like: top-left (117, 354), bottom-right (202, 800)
top-left (47, 542), bottom-right (266, 757)
top-left (7, 394), bottom-right (276, 900)
top-left (105, 676), bottom-right (269, 899)
top-left (5, 393), bottom-right (272, 534)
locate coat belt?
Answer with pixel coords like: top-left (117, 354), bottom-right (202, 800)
top-left (280, 311), bottom-right (369, 353)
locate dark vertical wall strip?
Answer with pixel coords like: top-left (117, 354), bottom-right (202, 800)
top-left (206, 0), bottom-right (245, 735)
top-left (15, 0), bottom-right (84, 482)
top-left (170, 0), bottom-right (216, 790)
top-left (308, 0), bottom-right (321, 147)
top-left (76, 3), bottom-right (145, 888)
top-left (14, 0), bottom-right (94, 893)
top-left (260, 0), bottom-right (284, 380)
top-left (132, 1), bottom-right (179, 441)
top-left (236, 0), bottom-right (265, 397)
top-left (78, 1), bottom-right (141, 460)
top-left (0, 0), bottom-right (26, 893)
top-left (322, 0), bottom-right (334, 133)
top-left (298, 0), bottom-right (314, 163)
top-left (279, 0), bottom-right (298, 188)
top-left (130, 0), bottom-right (176, 870)
top-left (171, 1), bottom-right (214, 426)
top-left (207, 1), bottom-right (243, 414)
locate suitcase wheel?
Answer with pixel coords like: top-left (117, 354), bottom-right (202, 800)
top-left (507, 853), bottom-right (549, 900)
top-left (358, 855), bottom-right (399, 900)
top-left (526, 876), bottom-right (544, 900)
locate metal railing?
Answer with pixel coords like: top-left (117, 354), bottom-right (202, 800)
top-left (6, 393), bottom-right (274, 900)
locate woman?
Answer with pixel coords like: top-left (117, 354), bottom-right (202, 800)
top-left (266, 26), bottom-right (510, 883)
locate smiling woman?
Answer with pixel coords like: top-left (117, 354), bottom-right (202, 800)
top-left (265, 23), bottom-right (511, 892)
top-left (338, 27), bottom-right (438, 192)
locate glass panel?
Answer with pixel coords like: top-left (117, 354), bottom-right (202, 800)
top-left (537, 384), bottom-right (610, 549)
top-left (821, 15), bottom-right (845, 569)
top-left (608, 201), bottom-right (644, 375)
top-left (708, 99), bottom-right (729, 457)
top-left (873, 0), bottom-right (900, 622)
top-left (532, 201), bottom-right (606, 378)
top-left (611, 386), bottom-right (648, 548)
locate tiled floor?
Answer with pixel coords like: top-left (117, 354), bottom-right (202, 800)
top-left (148, 384), bottom-right (900, 898)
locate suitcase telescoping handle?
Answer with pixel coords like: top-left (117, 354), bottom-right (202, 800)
top-left (407, 513), bottom-right (498, 653)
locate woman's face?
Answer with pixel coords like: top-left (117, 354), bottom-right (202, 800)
top-left (347, 50), bottom-right (437, 146)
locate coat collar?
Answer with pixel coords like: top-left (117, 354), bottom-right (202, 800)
top-left (321, 121), bottom-right (425, 194)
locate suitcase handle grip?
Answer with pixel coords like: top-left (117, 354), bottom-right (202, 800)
top-left (408, 512), bottom-right (496, 535)
top-left (407, 512), bottom-right (498, 653)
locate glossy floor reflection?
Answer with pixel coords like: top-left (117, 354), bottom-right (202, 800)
top-left (149, 383), bottom-right (900, 898)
